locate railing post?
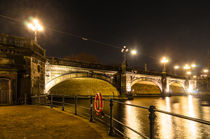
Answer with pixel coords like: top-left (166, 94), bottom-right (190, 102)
top-left (24, 93), bottom-right (27, 105)
top-left (149, 105), bottom-right (156, 139)
top-left (89, 96), bottom-right (93, 122)
top-left (39, 95), bottom-right (41, 105)
top-left (74, 96), bottom-right (77, 115)
top-left (62, 95), bottom-right (64, 111)
top-left (109, 99), bottom-right (114, 136)
top-left (50, 94), bottom-right (53, 108)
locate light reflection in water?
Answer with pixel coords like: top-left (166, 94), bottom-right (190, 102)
top-left (118, 96), bottom-right (209, 138)
top-left (124, 101), bottom-right (140, 139)
top-left (158, 97), bottom-right (173, 139)
top-left (184, 95), bottom-right (198, 139)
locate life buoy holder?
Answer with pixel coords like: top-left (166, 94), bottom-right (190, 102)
top-left (94, 93), bottom-right (103, 115)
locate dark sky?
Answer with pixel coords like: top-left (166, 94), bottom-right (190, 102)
top-left (0, 0), bottom-right (209, 71)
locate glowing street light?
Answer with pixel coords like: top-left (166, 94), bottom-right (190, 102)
top-left (173, 65), bottom-right (180, 76)
top-left (174, 65), bottom-right (180, 70)
top-left (191, 64), bottom-right (196, 68)
top-left (161, 57), bottom-right (169, 64)
top-left (121, 46), bottom-right (137, 73)
top-left (183, 64), bottom-right (191, 70)
top-left (121, 46), bottom-right (129, 53)
top-left (130, 49), bottom-right (137, 55)
top-left (186, 71), bottom-right (192, 75)
top-left (160, 57), bottom-right (169, 74)
top-left (26, 18), bottom-right (44, 42)
top-left (203, 69), bottom-right (209, 73)
top-left (193, 75), bottom-right (197, 79)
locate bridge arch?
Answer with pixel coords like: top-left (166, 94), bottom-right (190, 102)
top-left (45, 72), bottom-right (118, 95)
top-left (130, 77), bottom-right (162, 95)
top-left (167, 80), bottom-right (186, 94)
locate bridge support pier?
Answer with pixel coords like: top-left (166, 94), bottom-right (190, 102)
top-left (161, 74), bottom-right (167, 97)
top-left (120, 73), bottom-right (127, 96)
top-left (120, 46), bottom-right (128, 96)
top-left (185, 79), bottom-right (189, 94)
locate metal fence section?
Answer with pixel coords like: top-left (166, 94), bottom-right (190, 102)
top-left (32, 94), bottom-right (210, 139)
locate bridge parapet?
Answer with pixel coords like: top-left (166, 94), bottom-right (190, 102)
top-left (47, 57), bottom-right (119, 71)
top-left (0, 33), bottom-right (45, 59)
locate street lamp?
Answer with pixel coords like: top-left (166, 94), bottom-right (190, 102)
top-left (183, 64), bottom-right (191, 70)
top-left (174, 65), bottom-right (180, 76)
top-left (193, 75), bottom-right (197, 79)
top-left (203, 69), bottom-right (209, 73)
top-left (121, 46), bottom-right (137, 72)
top-left (191, 64), bottom-right (196, 68)
top-left (174, 65), bottom-right (180, 70)
top-left (160, 57), bottom-right (169, 74)
top-left (26, 18), bottom-right (43, 42)
top-left (186, 71), bottom-right (192, 75)
top-left (121, 46), bottom-right (129, 72)
top-left (130, 49), bottom-right (137, 55)
top-left (121, 46), bottom-right (137, 95)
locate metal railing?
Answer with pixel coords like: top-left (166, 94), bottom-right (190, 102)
top-left (33, 94), bottom-right (210, 139)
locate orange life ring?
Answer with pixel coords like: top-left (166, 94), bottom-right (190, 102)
top-left (94, 93), bottom-right (103, 114)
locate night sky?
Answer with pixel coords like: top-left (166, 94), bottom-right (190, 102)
top-left (0, 1), bottom-right (209, 71)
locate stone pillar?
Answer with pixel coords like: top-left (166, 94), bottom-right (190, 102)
top-left (161, 74), bottom-right (167, 97)
top-left (120, 46), bottom-right (128, 96)
top-left (120, 73), bottom-right (127, 96)
top-left (185, 79), bottom-right (189, 92)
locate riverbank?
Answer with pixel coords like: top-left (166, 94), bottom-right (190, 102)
top-left (0, 105), bottom-right (119, 139)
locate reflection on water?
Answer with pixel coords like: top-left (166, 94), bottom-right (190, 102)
top-left (185, 95), bottom-right (197, 139)
top-left (125, 102), bottom-right (139, 139)
top-left (123, 96), bottom-right (210, 139)
top-left (61, 95), bottom-right (210, 138)
top-left (158, 97), bottom-right (173, 139)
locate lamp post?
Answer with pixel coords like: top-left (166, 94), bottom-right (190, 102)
top-left (200, 68), bottom-right (209, 90)
top-left (186, 71), bottom-right (192, 76)
top-left (120, 46), bottom-right (137, 95)
top-left (174, 65), bottom-right (180, 76)
top-left (121, 46), bottom-right (137, 72)
top-left (26, 18), bottom-right (43, 42)
top-left (160, 57), bottom-right (169, 97)
top-left (183, 64), bottom-right (191, 70)
top-left (203, 69), bottom-right (209, 73)
top-left (121, 46), bottom-right (129, 73)
top-left (160, 57), bottom-right (169, 74)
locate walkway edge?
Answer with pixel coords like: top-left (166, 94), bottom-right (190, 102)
top-left (42, 106), bottom-right (120, 139)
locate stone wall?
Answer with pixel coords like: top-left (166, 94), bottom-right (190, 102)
top-left (0, 33), bottom-right (45, 104)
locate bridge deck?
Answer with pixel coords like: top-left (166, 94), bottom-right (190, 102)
top-left (0, 105), bottom-right (118, 139)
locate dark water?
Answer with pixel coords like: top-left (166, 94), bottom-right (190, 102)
top-left (60, 95), bottom-right (210, 139)
top-left (120, 96), bottom-right (210, 139)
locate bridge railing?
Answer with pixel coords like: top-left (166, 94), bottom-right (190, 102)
top-left (46, 56), bottom-right (120, 71)
top-left (32, 94), bottom-right (210, 139)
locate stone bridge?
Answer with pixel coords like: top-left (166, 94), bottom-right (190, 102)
top-left (45, 57), bottom-right (197, 96)
top-left (0, 34), bottom-right (197, 104)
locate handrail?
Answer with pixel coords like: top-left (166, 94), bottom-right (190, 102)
top-left (155, 109), bottom-right (210, 125)
top-left (111, 99), bottom-right (210, 125)
top-left (112, 100), bottom-right (149, 110)
top-left (103, 113), bottom-right (149, 139)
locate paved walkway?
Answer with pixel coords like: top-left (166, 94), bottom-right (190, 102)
top-left (0, 105), bottom-right (119, 139)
